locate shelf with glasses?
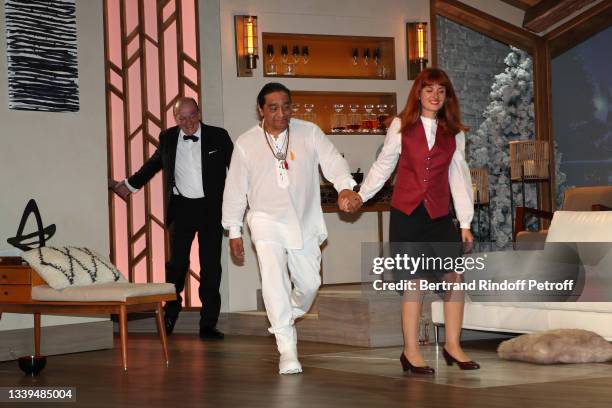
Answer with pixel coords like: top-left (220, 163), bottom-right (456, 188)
top-left (262, 33), bottom-right (395, 79)
top-left (291, 91), bottom-right (397, 135)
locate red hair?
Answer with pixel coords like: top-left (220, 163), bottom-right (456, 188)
top-left (398, 68), bottom-right (468, 136)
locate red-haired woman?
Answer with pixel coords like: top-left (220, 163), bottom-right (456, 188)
top-left (350, 68), bottom-right (479, 374)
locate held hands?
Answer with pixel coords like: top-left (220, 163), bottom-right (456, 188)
top-left (108, 178), bottom-right (131, 201)
top-left (338, 189), bottom-right (363, 213)
top-left (229, 238), bottom-right (245, 264)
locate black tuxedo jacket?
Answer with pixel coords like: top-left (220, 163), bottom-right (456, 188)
top-left (128, 122), bottom-right (233, 226)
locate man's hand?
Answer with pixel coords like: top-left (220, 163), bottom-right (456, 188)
top-left (229, 238), bottom-right (245, 264)
top-left (461, 228), bottom-right (474, 254)
top-left (338, 189), bottom-right (363, 213)
top-left (108, 179), bottom-right (131, 201)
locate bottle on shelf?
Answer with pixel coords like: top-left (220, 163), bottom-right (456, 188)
top-left (331, 104), bottom-right (347, 134)
top-left (376, 104), bottom-right (389, 133)
top-left (347, 104), bottom-right (361, 133)
top-left (362, 104), bottom-right (377, 133)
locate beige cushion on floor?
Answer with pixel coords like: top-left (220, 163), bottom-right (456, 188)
top-left (498, 329), bottom-right (612, 364)
top-left (32, 282), bottom-right (175, 302)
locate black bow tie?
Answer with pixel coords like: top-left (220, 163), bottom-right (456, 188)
top-left (183, 135), bottom-right (199, 142)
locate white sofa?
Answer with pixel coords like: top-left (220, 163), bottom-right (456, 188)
top-left (432, 211), bottom-right (612, 341)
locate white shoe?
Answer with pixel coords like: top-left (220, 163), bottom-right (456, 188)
top-left (275, 326), bottom-right (302, 374)
top-left (279, 350), bottom-right (302, 374)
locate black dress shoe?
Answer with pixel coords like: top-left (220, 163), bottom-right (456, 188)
top-left (442, 348), bottom-right (480, 370)
top-left (199, 327), bottom-right (224, 340)
top-left (400, 353), bottom-right (435, 375)
top-left (164, 315), bottom-right (177, 335)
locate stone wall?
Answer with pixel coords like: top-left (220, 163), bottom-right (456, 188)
top-left (436, 16), bottom-right (510, 156)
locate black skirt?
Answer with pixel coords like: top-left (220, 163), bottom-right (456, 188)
top-left (389, 202), bottom-right (461, 282)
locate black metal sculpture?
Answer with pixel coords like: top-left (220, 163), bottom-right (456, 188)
top-left (7, 199), bottom-right (56, 251)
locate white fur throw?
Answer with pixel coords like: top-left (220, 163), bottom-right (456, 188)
top-left (22, 247), bottom-right (127, 290)
top-left (498, 329), bottom-right (612, 364)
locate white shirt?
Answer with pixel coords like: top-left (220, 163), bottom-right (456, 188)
top-left (125, 124), bottom-right (204, 198)
top-left (222, 119), bottom-right (356, 249)
top-left (358, 117), bottom-right (474, 228)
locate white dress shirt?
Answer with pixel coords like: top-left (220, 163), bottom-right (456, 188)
top-left (125, 124), bottom-right (205, 198)
top-left (222, 119), bottom-right (356, 249)
top-left (358, 117), bottom-right (474, 228)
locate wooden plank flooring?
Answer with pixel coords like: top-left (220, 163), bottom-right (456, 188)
top-left (0, 334), bottom-right (611, 407)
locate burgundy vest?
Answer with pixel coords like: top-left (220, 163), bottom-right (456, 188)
top-left (390, 120), bottom-right (456, 218)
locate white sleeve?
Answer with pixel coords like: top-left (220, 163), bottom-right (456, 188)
top-left (449, 131), bottom-right (474, 229)
top-left (314, 126), bottom-right (356, 192)
top-left (358, 117), bottom-right (401, 202)
top-left (124, 179), bottom-right (138, 192)
top-left (221, 143), bottom-right (249, 239)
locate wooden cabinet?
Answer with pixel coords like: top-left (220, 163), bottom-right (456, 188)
top-left (262, 33), bottom-right (395, 80)
top-left (0, 257), bottom-right (33, 302)
top-left (291, 91), bottom-right (397, 135)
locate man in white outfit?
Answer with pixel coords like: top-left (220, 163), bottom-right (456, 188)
top-left (222, 83), bottom-right (358, 374)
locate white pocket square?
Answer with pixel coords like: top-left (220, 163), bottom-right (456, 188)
top-left (208, 149), bottom-right (218, 155)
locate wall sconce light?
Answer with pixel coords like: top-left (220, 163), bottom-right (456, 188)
top-left (234, 15), bottom-right (258, 77)
top-left (406, 22), bottom-right (428, 80)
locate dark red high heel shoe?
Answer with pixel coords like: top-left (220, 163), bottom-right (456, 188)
top-left (442, 348), bottom-right (480, 370)
top-left (400, 353), bottom-right (435, 375)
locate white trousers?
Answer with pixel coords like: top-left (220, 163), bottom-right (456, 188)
top-left (253, 238), bottom-right (322, 334)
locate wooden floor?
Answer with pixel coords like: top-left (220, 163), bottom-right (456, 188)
top-left (1, 334), bottom-right (612, 407)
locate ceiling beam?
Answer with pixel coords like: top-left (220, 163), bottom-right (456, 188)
top-left (499, 0), bottom-right (540, 11)
top-left (545, 0), bottom-right (612, 57)
top-left (523, 0), bottom-right (598, 32)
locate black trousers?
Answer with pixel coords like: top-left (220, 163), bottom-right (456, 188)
top-left (165, 195), bottom-right (223, 329)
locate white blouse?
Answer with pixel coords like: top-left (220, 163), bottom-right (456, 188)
top-left (358, 117), bottom-right (474, 229)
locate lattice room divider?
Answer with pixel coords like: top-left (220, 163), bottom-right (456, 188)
top-left (104, 0), bottom-right (202, 307)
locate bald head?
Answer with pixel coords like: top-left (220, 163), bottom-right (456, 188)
top-left (173, 97), bottom-right (201, 135)
top-left (173, 97), bottom-right (199, 115)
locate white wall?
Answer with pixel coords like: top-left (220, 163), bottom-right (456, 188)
top-left (0, 1), bottom-right (108, 330)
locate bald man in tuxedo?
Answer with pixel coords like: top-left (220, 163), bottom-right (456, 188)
top-left (110, 97), bottom-right (233, 339)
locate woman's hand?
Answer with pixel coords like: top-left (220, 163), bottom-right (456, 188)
top-left (460, 228), bottom-right (474, 253)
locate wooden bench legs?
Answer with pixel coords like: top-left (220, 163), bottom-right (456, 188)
top-left (34, 312), bottom-right (41, 356)
top-left (29, 302), bottom-right (170, 371)
top-left (155, 303), bottom-right (169, 367)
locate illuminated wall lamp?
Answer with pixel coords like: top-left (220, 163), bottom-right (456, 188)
top-left (406, 22), bottom-right (428, 80)
top-left (234, 15), bottom-right (258, 77)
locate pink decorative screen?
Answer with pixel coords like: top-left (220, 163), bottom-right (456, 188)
top-left (104, 0), bottom-right (202, 307)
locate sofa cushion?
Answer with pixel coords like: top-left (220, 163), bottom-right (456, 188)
top-left (31, 282), bottom-right (175, 302)
top-left (22, 247), bottom-right (127, 290)
top-left (546, 211), bottom-right (612, 242)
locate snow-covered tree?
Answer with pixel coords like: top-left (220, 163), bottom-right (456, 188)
top-left (468, 47), bottom-right (567, 247)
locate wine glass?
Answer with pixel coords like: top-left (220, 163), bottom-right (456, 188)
top-left (302, 46), bottom-right (309, 64)
top-left (281, 45), bottom-right (288, 63)
top-left (331, 104), bottom-right (347, 134)
top-left (290, 103), bottom-right (301, 120)
top-left (303, 103), bottom-right (316, 123)
top-left (292, 46), bottom-right (300, 63)
top-left (265, 44), bottom-right (277, 76)
top-left (351, 48), bottom-right (359, 66)
top-left (363, 48), bottom-right (370, 66)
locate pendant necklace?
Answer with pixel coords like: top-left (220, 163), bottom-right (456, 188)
top-left (263, 122), bottom-right (290, 170)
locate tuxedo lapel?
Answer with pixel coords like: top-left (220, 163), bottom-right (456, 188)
top-left (167, 127), bottom-right (179, 186)
top-left (199, 122), bottom-right (208, 192)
